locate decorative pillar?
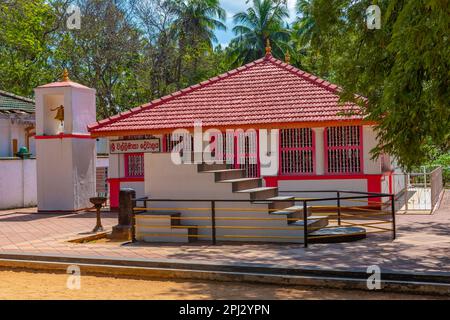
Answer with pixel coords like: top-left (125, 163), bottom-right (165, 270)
top-left (313, 127), bottom-right (325, 175)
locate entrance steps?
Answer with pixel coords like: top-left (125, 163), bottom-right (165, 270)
top-left (135, 211), bottom-right (198, 243)
top-left (138, 158), bottom-right (334, 243)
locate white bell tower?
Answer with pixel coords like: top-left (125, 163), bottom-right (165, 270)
top-left (34, 70), bottom-right (96, 212)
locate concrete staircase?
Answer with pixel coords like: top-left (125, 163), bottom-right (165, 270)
top-left (136, 161), bottom-right (330, 243)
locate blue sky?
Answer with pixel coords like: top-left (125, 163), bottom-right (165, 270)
top-left (216, 0), bottom-right (297, 47)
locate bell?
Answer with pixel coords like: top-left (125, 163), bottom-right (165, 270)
top-left (52, 105), bottom-right (65, 122)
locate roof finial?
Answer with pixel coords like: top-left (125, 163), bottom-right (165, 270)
top-left (265, 38), bottom-right (272, 56)
top-left (62, 68), bottom-right (70, 82)
top-left (285, 51), bottom-right (291, 64)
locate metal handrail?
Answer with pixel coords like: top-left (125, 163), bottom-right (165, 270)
top-left (131, 190), bottom-right (396, 247)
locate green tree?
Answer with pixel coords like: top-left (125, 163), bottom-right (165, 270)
top-left (231, 0), bottom-right (291, 65)
top-left (294, 0), bottom-right (450, 169)
top-left (0, 0), bottom-right (56, 97)
top-left (168, 0), bottom-right (226, 87)
top-left (54, 0), bottom-right (142, 118)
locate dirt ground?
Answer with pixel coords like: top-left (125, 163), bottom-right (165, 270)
top-left (0, 270), bottom-right (446, 300)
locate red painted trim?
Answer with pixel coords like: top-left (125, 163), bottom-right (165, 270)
top-left (264, 173), bottom-right (384, 205)
top-left (124, 153), bottom-right (145, 178)
top-left (266, 174), bottom-right (382, 182)
top-left (109, 179), bottom-right (120, 209)
top-left (107, 177), bottom-right (145, 183)
top-left (389, 174), bottom-right (393, 194)
top-left (366, 175), bottom-right (383, 204)
top-left (162, 134), bottom-right (168, 152)
top-left (35, 133), bottom-right (92, 140)
top-left (107, 177), bottom-right (145, 208)
top-left (360, 126), bottom-right (364, 173)
top-left (257, 129), bottom-right (261, 177)
top-left (264, 177), bottom-right (278, 187)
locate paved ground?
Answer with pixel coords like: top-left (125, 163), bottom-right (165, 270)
top-left (0, 270), bottom-right (443, 300)
top-left (0, 192), bottom-right (449, 275)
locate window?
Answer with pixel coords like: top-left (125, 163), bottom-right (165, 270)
top-left (125, 153), bottom-right (144, 177)
top-left (163, 133), bottom-right (192, 153)
top-left (280, 128), bottom-right (315, 175)
top-left (235, 131), bottom-right (259, 178)
top-left (325, 126), bottom-right (362, 174)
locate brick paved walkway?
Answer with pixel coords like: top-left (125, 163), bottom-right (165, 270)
top-left (0, 192), bottom-right (449, 274)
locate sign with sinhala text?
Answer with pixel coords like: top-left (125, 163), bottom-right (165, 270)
top-left (109, 139), bottom-right (160, 154)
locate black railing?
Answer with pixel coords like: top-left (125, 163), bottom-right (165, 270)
top-left (278, 190), bottom-right (396, 242)
top-left (131, 190), bottom-right (396, 248)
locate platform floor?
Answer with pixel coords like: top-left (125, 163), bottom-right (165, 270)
top-left (0, 191), bottom-right (449, 275)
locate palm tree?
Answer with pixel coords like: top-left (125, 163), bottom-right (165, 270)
top-left (170, 0), bottom-right (226, 47)
top-left (169, 0), bottom-right (226, 86)
top-left (294, 0), bottom-right (316, 45)
top-left (231, 0), bottom-right (290, 65)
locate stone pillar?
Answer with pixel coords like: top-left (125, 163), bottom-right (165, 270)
top-left (110, 188), bottom-right (135, 240)
top-left (313, 127), bottom-right (325, 175)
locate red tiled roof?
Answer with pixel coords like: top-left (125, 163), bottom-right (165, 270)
top-left (89, 55), bottom-right (366, 136)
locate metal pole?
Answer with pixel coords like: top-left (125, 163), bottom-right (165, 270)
top-left (211, 200), bottom-right (216, 245)
top-left (131, 198), bottom-right (137, 243)
top-left (391, 195), bottom-right (396, 240)
top-left (423, 166), bottom-right (427, 189)
top-left (404, 173), bottom-right (409, 211)
top-left (303, 200), bottom-right (308, 248)
top-left (337, 191), bottom-right (341, 226)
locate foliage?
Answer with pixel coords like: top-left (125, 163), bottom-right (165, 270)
top-left (0, 0), bottom-right (448, 168)
top-left (425, 150), bottom-right (450, 186)
top-left (231, 0), bottom-right (291, 65)
top-left (0, 0), bottom-right (56, 96)
top-left (299, 0), bottom-right (450, 169)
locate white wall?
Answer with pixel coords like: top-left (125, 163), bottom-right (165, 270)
top-left (313, 127), bottom-right (325, 175)
top-left (259, 129), bottom-right (279, 176)
top-left (0, 159), bottom-right (37, 209)
top-left (0, 156), bottom-right (108, 210)
top-left (96, 156), bottom-right (109, 168)
top-left (145, 153), bottom-right (248, 200)
top-left (36, 138), bottom-right (96, 211)
top-left (363, 126), bottom-right (382, 174)
top-left (0, 118), bottom-right (10, 157)
top-left (0, 118), bottom-right (35, 158)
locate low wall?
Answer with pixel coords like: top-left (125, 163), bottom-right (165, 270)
top-left (0, 158), bottom-right (37, 209)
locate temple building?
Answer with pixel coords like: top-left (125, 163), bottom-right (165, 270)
top-left (88, 49), bottom-right (401, 210)
top-left (0, 90), bottom-right (36, 157)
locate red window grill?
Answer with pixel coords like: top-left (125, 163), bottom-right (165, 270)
top-left (125, 153), bottom-right (144, 177)
top-left (325, 126), bottom-right (362, 174)
top-left (280, 128), bottom-right (315, 175)
top-left (235, 130), bottom-right (259, 178)
top-left (207, 131), bottom-right (260, 178)
top-left (164, 132), bottom-right (260, 178)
